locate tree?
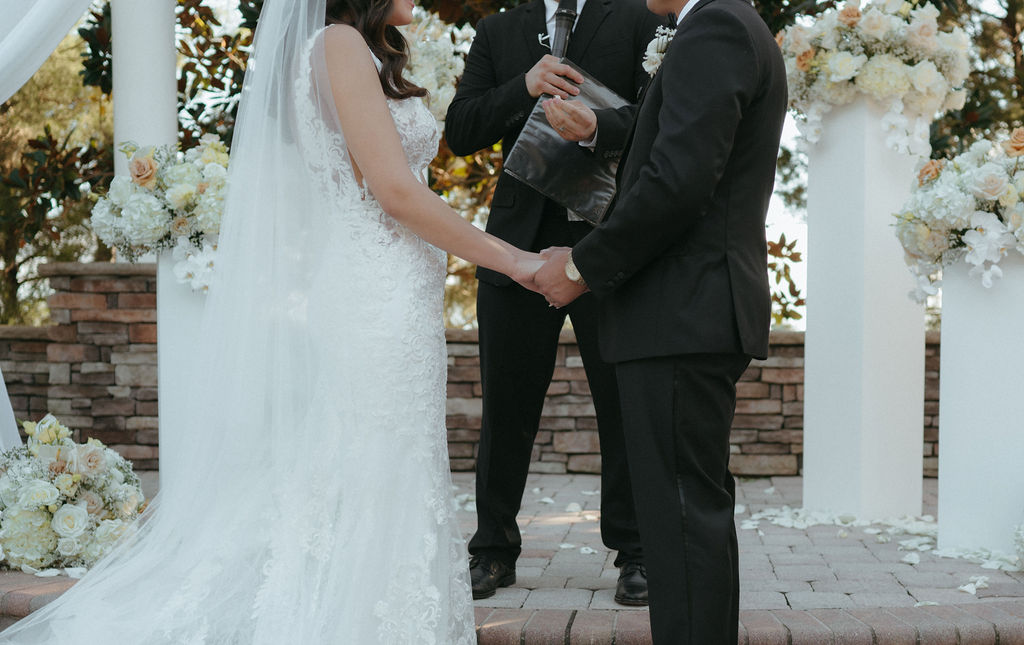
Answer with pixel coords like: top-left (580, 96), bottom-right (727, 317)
top-left (0, 32), bottom-right (113, 324)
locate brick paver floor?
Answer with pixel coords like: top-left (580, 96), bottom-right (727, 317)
top-left (1, 473), bottom-right (1022, 643)
top-left (452, 473), bottom-right (1024, 612)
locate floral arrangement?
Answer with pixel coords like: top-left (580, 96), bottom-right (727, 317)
top-left (91, 134), bottom-right (229, 292)
top-left (400, 7), bottom-right (475, 122)
top-left (776, 0), bottom-right (972, 155)
top-left (0, 415), bottom-right (146, 573)
top-left (642, 26), bottom-right (677, 77)
top-left (894, 128), bottom-right (1024, 300)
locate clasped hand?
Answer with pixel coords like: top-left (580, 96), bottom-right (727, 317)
top-left (513, 247), bottom-right (588, 308)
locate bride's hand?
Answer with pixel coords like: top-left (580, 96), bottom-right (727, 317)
top-left (511, 251), bottom-right (546, 293)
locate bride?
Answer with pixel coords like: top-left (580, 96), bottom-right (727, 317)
top-left (0, 0), bottom-right (543, 642)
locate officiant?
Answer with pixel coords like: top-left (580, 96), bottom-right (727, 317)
top-left (444, 0), bottom-right (662, 604)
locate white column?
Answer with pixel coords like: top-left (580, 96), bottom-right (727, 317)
top-left (938, 254), bottom-right (1024, 554)
top-left (111, 0), bottom-right (176, 174)
top-left (802, 100), bottom-right (926, 519)
top-left (112, 0), bottom-right (183, 487)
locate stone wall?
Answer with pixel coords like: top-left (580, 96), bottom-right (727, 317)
top-left (0, 263), bottom-right (158, 469)
top-left (446, 328), bottom-right (941, 477)
top-left (1, 263), bottom-right (941, 477)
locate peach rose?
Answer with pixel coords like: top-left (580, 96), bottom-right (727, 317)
top-left (838, 5), bottom-right (862, 27)
top-left (76, 489), bottom-right (104, 516)
top-left (170, 216), bottom-right (191, 236)
top-left (129, 156), bottom-right (158, 189)
top-left (796, 49), bottom-right (815, 72)
top-left (917, 159), bottom-right (943, 186)
top-left (775, 31), bottom-right (785, 49)
top-left (1002, 128), bottom-right (1024, 158)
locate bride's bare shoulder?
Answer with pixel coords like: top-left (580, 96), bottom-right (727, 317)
top-left (322, 23), bottom-right (371, 61)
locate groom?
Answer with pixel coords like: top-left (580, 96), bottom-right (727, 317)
top-left (535, 0), bottom-right (787, 641)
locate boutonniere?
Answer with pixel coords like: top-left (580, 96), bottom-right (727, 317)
top-left (642, 26), bottom-right (677, 77)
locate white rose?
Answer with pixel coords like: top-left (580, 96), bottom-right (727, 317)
top-left (17, 480), bottom-right (60, 509)
top-left (816, 12), bottom-right (841, 49)
top-left (51, 503), bottom-right (89, 539)
top-left (202, 163), bottom-right (227, 180)
top-left (906, 17), bottom-right (939, 53)
top-left (785, 25), bottom-right (811, 55)
top-left (971, 163), bottom-right (1010, 201)
top-left (54, 473), bottom-right (77, 497)
top-left (903, 91), bottom-right (944, 119)
top-left (107, 176), bottom-right (135, 207)
top-left (826, 52), bottom-right (867, 82)
top-left (857, 8), bottom-right (890, 40)
top-left (881, 0), bottom-right (904, 13)
top-left (165, 183), bottom-right (196, 211)
top-left (56, 537), bottom-right (81, 558)
top-left (72, 445), bottom-right (107, 478)
top-left (908, 60), bottom-right (945, 95)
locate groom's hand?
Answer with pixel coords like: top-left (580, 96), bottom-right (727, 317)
top-left (536, 247), bottom-right (588, 308)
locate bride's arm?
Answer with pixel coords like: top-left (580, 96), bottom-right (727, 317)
top-left (323, 25), bottom-right (540, 285)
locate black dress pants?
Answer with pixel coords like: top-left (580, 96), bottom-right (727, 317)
top-left (468, 203), bottom-right (642, 567)
top-left (615, 353), bottom-right (750, 645)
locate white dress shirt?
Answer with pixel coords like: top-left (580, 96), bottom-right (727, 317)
top-left (543, 0), bottom-right (587, 40)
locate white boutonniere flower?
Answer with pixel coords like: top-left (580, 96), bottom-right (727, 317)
top-left (642, 26), bottom-right (677, 77)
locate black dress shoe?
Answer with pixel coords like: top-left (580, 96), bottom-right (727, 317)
top-left (615, 561), bottom-right (648, 606)
top-left (469, 555), bottom-right (516, 600)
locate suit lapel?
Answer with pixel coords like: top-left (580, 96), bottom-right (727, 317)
top-left (566, 0), bottom-right (611, 61)
top-left (523, 0), bottom-right (552, 62)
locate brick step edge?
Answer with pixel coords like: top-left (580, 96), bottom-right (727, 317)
top-left (475, 602), bottom-right (1024, 645)
top-left (2, 577), bottom-right (1023, 644)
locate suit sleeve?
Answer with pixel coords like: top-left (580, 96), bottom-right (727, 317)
top-left (572, 6), bottom-right (759, 296)
top-left (444, 17), bottom-right (538, 156)
top-left (592, 9), bottom-right (664, 159)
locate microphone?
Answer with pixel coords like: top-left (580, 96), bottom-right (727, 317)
top-left (550, 0), bottom-right (577, 58)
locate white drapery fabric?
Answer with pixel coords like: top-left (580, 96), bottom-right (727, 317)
top-left (0, 369), bottom-right (19, 449)
top-left (0, 0), bottom-right (96, 105)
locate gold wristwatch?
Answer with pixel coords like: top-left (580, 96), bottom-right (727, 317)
top-left (564, 251), bottom-right (586, 286)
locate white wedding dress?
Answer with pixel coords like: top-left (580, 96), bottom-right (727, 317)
top-left (0, 13), bottom-right (475, 645)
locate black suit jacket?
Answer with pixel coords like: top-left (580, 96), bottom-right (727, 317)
top-left (445, 0), bottom-right (663, 286)
top-left (572, 0), bottom-right (787, 362)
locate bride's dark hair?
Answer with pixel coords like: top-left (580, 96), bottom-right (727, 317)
top-left (325, 0), bottom-right (427, 100)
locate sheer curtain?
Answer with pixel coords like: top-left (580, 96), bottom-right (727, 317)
top-left (0, 0), bottom-right (96, 104)
top-left (0, 370), bottom-right (18, 449)
top-left (0, 0), bottom-right (96, 449)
